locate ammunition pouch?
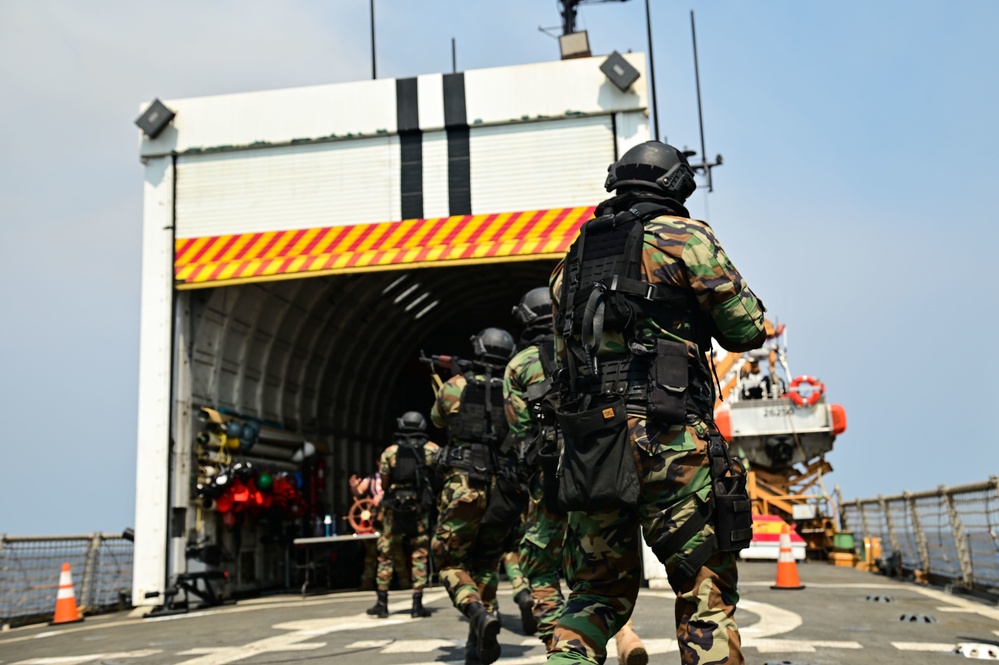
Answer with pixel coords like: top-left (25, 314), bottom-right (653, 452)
top-left (482, 457), bottom-right (529, 526)
top-left (648, 338), bottom-right (689, 424)
top-left (388, 489), bottom-right (421, 537)
top-left (442, 444), bottom-right (493, 484)
top-left (555, 394), bottom-right (639, 511)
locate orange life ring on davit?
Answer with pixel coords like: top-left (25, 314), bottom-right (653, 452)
top-left (788, 375), bottom-right (824, 407)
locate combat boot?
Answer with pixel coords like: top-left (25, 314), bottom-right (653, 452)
top-left (410, 591), bottom-right (431, 618)
top-left (464, 626), bottom-right (480, 665)
top-left (463, 601), bottom-right (501, 665)
top-left (514, 589), bottom-right (537, 635)
top-left (614, 620), bottom-right (648, 665)
top-left (366, 590), bottom-right (389, 619)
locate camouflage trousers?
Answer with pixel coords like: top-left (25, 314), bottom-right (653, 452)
top-left (361, 538), bottom-right (411, 590)
top-left (502, 550), bottom-right (529, 597)
top-left (432, 470), bottom-right (511, 613)
top-left (376, 508), bottom-right (430, 592)
top-left (549, 418), bottom-right (743, 665)
top-left (519, 470), bottom-right (567, 644)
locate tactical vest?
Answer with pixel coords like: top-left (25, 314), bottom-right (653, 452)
top-left (446, 371), bottom-right (509, 445)
top-left (555, 202), bottom-right (713, 421)
top-left (390, 434), bottom-right (427, 487)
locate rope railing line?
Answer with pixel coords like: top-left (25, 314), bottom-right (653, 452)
top-left (841, 477), bottom-right (999, 597)
top-left (0, 533), bottom-right (133, 627)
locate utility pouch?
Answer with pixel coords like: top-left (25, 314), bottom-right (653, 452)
top-left (482, 460), bottom-right (529, 526)
top-left (708, 433), bottom-right (753, 552)
top-left (389, 489), bottom-right (420, 536)
top-left (555, 395), bottom-right (639, 511)
top-left (648, 338), bottom-right (688, 425)
top-left (448, 444), bottom-right (493, 484)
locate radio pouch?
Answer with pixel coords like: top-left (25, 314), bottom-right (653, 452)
top-left (555, 395), bottom-right (639, 511)
top-left (648, 338), bottom-right (688, 425)
top-left (708, 433), bottom-right (753, 551)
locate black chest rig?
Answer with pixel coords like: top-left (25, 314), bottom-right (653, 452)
top-left (447, 371), bottom-right (509, 446)
top-left (555, 202), bottom-right (712, 422)
top-left (390, 435), bottom-right (427, 487)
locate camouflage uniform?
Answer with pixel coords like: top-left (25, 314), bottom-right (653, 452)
top-left (504, 344), bottom-right (568, 646)
top-left (431, 373), bottom-right (516, 614)
top-left (376, 440), bottom-right (440, 592)
top-left (549, 211), bottom-right (766, 665)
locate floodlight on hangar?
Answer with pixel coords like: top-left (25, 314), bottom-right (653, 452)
top-left (559, 30), bottom-right (592, 60)
top-left (600, 51), bottom-right (640, 92)
top-left (135, 98), bottom-right (176, 139)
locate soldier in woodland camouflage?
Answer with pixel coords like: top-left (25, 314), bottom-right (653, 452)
top-left (431, 328), bottom-right (520, 665)
top-left (547, 142), bottom-right (767, 665)
top-left (505, 288), bottom-right (650, 665)
top-left (503, 287), bottom-right (567, 649)
top-left (365, 411), bottom-right (439, 620)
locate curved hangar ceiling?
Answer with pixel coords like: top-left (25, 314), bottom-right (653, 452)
top-left (186, 260), bottom-right (558, 448)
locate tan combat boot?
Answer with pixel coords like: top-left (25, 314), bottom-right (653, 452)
top-left (614, 620), bottom-right (648, 665)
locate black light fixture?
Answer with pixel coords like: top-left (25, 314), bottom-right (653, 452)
top-left (135, 98), bottom-right (176, 139)
top-left (599, 51), bottom-right (640, 92)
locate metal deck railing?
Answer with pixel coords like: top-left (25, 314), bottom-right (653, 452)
top-left (0, 533), bottom-right (133, 627)
top-left (840, 477), bottom-right (999, 596)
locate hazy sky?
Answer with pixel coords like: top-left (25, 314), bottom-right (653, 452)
top-left (1, 0), bottom-right (996, 535)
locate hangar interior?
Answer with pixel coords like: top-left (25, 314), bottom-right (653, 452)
top-left (179, 260), bottom-right (556, 591)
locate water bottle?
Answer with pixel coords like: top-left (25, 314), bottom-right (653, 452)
top-left (324, 514), bottom-right (333, 537)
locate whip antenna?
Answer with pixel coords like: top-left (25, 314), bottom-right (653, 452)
top-left (690, 10), bottom-right (723, 192)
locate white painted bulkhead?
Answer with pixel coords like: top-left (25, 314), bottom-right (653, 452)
top-left (136, 54), bottom-right (651, 602)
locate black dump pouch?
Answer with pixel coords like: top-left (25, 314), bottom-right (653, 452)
top-left (648, 338), bottom-right (689, 425)
top-left (555, 395), bottom-right (639, 511)
top-left (389, 489), bottom-right (421, 536)
top-left (708, 433), bottom-right (753, 552)
top-left (482, 460), bottom-right (529, 526)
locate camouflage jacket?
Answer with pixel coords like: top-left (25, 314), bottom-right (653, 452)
top-left (378, 439), bottom-right (440, 491)
top-left (503, 345), bottom-right (546, 440)
top-left (552, 211), bottom-right (766, 382)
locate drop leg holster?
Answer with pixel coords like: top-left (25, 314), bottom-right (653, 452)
top-left (650, 430), bottom-right (753, 589)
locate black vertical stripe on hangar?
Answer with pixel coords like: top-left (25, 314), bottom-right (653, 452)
top-left (396, 77), bottom-right (423, 220)
top-left (443, 73), bottom-right (471, 216)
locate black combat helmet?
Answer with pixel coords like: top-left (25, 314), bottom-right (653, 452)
top-left (511, 287), bottom-right (552, 328)
top-left (470, 327), bottom-right (516, 365)
top-left (396, 411), bottom-right (427, 433)
top-left (604, 141), bottom-right (697, 202)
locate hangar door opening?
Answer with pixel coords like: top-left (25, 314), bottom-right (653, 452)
top-left (179, 260), bottom-right (555, 592)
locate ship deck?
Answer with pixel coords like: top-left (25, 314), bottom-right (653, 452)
top-left (2, 562), bottom-right (997, 665)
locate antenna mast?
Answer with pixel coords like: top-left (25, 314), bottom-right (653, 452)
top-left (558, 0), bottom-right (630, 35)
top-left (689, 10), bottom-right (722, 192)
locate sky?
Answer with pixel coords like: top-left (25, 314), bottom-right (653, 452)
top-left (0, 0), bottom-right (997, 535)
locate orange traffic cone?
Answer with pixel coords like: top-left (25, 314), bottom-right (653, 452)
top-left (770, 524), bottom-right (805, 590)
top-left (51, 562), bottom-right (84, 624)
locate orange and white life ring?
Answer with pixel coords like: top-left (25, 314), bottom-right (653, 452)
top-left (788, 375), bottom-right (824, 407)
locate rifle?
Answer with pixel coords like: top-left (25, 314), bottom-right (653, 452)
top-left (419, 351), bottom-right (475, 393)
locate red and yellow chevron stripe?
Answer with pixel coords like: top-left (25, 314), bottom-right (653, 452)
top-left (174, 207), bottom-right (594, 288)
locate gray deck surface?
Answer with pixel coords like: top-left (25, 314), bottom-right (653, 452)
top-left (2, 562), bottom-right (997, 665)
